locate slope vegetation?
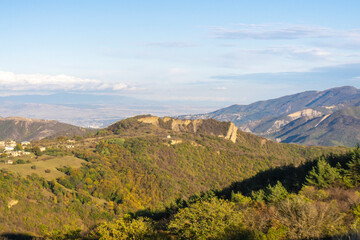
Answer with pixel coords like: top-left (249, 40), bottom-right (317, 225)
top-left (0, 115), bottom-right (347, 237)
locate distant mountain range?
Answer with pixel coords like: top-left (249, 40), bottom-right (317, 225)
top-left (0, 117), bottom-right (89, 141)
top-left (181, 86), bottom-right (360, 147)
top-left (0, 93), bottom-right (226, 128)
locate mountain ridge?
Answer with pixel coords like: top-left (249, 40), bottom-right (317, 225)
top-left (180, 86), bottom-right (360, 146)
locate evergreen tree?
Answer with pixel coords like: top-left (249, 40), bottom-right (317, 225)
top-left (305, 158), bottom-right (341, 188)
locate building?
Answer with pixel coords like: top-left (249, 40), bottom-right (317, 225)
top-left (21, 141), bottom-right (31, 146)
top-left (5, 146), bottom-right (14, 151)
top-left (5, 160), bottom-right (13, 164)
top-left (8, 151), bottom-right (21, 157)
top-left (39, 147), bottom-right (46, 152)
top-left (7, 140), bottom-right (16, 147)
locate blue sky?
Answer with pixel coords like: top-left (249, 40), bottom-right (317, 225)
top-left (1, 0), bottom-right (360, 105)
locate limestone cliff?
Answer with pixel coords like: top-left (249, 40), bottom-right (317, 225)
top-left (137, 116), bottom-right (238, 143)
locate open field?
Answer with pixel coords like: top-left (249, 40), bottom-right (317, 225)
top-left (0, 155), bottom-right (86, 180)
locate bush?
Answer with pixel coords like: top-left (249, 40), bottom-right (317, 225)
top-left (168, 198), bottom-right (250, 239)
top-left (31, 165), bottom-right (36, 169)
top-left (275, 195), bottom-right (345, 239)
top-left (16, 159), bottom-right (26, 164)
top-left (95, 216), bottom-right (153, 240)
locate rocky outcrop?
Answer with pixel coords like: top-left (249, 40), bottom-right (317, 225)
top-left (287, 109), bottom-right (323, 120)
top-left (137, 116), bottom-right (161, 126)
top-left (225, 122), bottom-right (238, 143)
top-left (7, 199), bottom-right (19, 209)
top-left (137, 116), bottom-right (238, 143)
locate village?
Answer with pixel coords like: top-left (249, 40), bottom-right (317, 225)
top-left (0, 140), bottom-right (46, 164)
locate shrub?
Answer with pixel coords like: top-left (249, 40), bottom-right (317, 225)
top-left (16, 159), bottom-right (26, 164)
top-left (95, 215), bottom-right (153, 240)
top-left (168, 198), bottom-right (250, 239)
top-left (275, 195), bottom-right (345, 239)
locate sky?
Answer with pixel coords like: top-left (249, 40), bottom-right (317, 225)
top-left (1, 0), bottom-right (360, 106)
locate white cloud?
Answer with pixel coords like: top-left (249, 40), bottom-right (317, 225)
top-left (252, 47), bottom-right (332, 60)
top-left (213, 86), bottom-right (227, 90)
top-left (145, 42), bottom-right (197, 48)
top-left (211, 23), bottom-right (360, 40)
top-left (0, 70), bottom-right (131, 92)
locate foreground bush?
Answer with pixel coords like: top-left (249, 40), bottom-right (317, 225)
top-left (168, 198), bottom-right (251, 239)
top-left (94, 216), bottom-right (153, 240)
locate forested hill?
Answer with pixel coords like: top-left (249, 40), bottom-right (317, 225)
top-left (0, 116), bottom-right (90, 141)
top-left (0, 115), bottom-right (348, 238)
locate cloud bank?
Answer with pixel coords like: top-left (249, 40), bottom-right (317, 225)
top-left (0, 70), bottom-right (130, 93)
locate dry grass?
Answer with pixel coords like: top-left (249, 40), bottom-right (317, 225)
top-left (0, 155), bottom-right (86, 180)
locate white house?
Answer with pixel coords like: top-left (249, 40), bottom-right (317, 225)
top-left (8, 151), bottom-right (21, 157)
top-left (7, 140), bottom-right (16, 147)
top-left (5, 146), bottom-right (14, 151)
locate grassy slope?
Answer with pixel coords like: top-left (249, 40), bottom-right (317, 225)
top-left (0, 156), bottom-right (86, 180)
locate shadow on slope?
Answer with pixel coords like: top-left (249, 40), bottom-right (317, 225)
top-left (219, 151), bottom-right (352, 198)
top-left (0, 233), bottom-right (38, 240)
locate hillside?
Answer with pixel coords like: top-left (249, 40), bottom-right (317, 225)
top-left (0, 115), bottom-right (347, 238)
top-left (268, 106), bottom-right (360, 146)
top-left (0, 116), bottom-right (90, 141)
top-left (181, 86), bottom-right (360, 146)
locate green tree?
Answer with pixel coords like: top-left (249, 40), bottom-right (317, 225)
top-left (347, 148), bottom-right (360, 186)
top-left (14, 144), bottom-right (23, 151)
top-left (266, 181), bottom-right (289, 203)
top-left (32, 146), bottom-right (43, 156)
top-left (305, 158), bottom-right (341, 188)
